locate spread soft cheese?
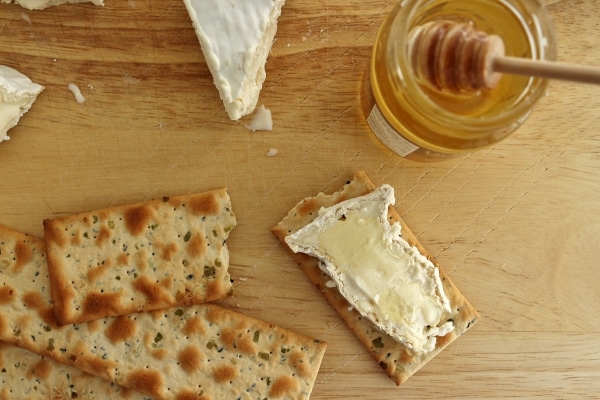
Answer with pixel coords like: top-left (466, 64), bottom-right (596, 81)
top-left (0, 65), bottom-right (44, 143)
top-left (1, 0), bottom-right (103, 10)
top-left (182, 0), bottom-right (286, 120)
top-left (285, 184), bottom-right (454, 354)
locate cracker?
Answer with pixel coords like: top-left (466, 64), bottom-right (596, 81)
top-left (272, 171), bottom-right (479, 385)
top-left (43, 188), bottom-right (236, 325)
top-left (0, 224), bottom-right (327, 400)
top-left (0, 341), bottom-right (151, 400)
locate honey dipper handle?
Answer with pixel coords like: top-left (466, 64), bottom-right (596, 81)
top-left (493, 56), bottom-right (600, 85)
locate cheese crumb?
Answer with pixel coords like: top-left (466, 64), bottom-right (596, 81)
top-left (245, 104), bottom-right (272, 132)
top-left (266, 148), bottom-right (278, 157)
top-left (67, 83), bottom-right (85, 104)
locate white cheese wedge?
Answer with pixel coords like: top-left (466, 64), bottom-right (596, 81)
top-left (285, 184), bottom-right (454, 355)
top-left (182, 0), bottom-right (286, 120)
top-left (0, 65), bottom-right (44, 143)
top-left (1, 0), bottom-right (103, 10)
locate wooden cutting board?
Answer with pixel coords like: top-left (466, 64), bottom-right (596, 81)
top-left (1, 0), bottom-right (599, 398)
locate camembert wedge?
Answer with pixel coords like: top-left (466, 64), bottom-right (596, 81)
top-left (182, 0), bottom-right (286, 120)
top-left (285, 184), bottom-right (454, 355)
top-left (0, 65), bottom-right (44, 143)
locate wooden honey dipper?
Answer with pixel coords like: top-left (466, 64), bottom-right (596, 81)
top-left (409, 20), bottom-right (600, 93)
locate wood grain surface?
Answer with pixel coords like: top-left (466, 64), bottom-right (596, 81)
top-left (1, 0), bottom-right (599, 398)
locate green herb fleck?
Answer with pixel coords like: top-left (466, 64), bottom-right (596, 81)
top-left (83, 232), bottom-right (89, 239)
top-left (43, 325), bottom-right (51, 332)
top-left (108, 220), bottom-right (115, 229)
top-left (175, 308), bottom-right (184, 317)
top-left (372, 337), bottom-right (385, 349)
top-left (215, 259), bottom-right (222, 268)
top-left (206, 338), bottom-right (218, 350)
top-left (183, 231), bottom-right (192, 242)
top-left (253, 331), bottom-right (260, 343)
top-left (152, 332), bottom-right (163, 348)
top-left (258, 352), bottom-right (270, 361)
top-left (224, 226), bottom-right (233, 233)
top-left (47, 338), bottom-right (55, 351)
top-left (93, 215), bottom-right (99, 224)
top-left (204, 265), bottom-right (216, 278)
top-left (281, 346), bottom-right (291, 354)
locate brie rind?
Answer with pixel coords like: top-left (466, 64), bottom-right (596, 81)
top-left (182, 0), bottom-right (286, 120)
top-left (1, 0), bottom-right (103, 10)
top-left (285, 184), bottom-right (454, 355)
top-left (0, 65), bottom-right (44, 143)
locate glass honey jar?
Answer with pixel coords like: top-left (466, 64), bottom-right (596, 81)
top-left (361, 0), bottom-right (557, 161)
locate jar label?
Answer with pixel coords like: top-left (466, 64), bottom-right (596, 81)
top-left (367, 104), bottom-right (419, 157)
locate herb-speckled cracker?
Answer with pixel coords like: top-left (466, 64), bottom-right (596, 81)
top-left (0, 224), bottom-right (327, 400)
top-left (0, 341), bottom-right (152, 400)
top-left (272, 171), bottom-right (479, 385)
top-left (43, 188), bottom-right (236, 325)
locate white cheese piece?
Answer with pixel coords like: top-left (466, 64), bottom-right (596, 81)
top-left (246, 104), bottom-right (273, 132)
top-left (0, 65), bottom-right (44, 143)
top-left (1, 0), bottom-right (103, 10)
top-left (68, 82), bottom-right (86, 104)
top-left (182, 0), bottom-right (286, 120)
top-left (285, 184), bottom-right (454, 355)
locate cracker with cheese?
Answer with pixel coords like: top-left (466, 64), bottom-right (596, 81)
top-left (272, 171), bottom-right (479, 385)
top-left (0, 224), bottom-right (327, 400)
top-left (0, 341), bottom-right (152, 400)
top-left (43, 188), bottom-right (236, 325)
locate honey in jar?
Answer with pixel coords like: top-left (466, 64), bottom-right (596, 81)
top-left (361, 0), bottom-right (557, 161)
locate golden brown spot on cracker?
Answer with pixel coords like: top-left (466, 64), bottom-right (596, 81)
top-left (105, 315), bottom-right (137, 344)
top-left (43, 219), bottom-right (66, 247)
top-left (70, 341), bottom-right (117, 374)
top-left (125, 205), bottom-right (153, 236)
top-left (117, 253), bottom-right (129, 265)
top-left (0, 315), bottom-right (7, 336)
top-left (87, 262), bottom-right (112, 284)
top-left (133, 275), bottom-right (169, 306)
top-left (161, 242), bottom-right (178, 261)
top-left (221, 325), bottom-right (255, 355)
top-left (435, 331), bottom-right (455, 349)
top-left (96, 225), bottom-right (112, 246)
top-left (175, 390), bottom-right (212, 400)
top-left (182, 315), bottom-right (206, 337)
top-left (212, 364), bottom-right (237, 383)
top-left (27, 359), bottom-right (51, 379)
top-left (23, 292), bottom-right (58, 328)
top-left (290, 350), bottom-right (310, 377)
top-left (269, 375), bottom-right (299, 398)
top-left (178, 345), bottom-right (202, 374)
top-left (87, 318), bottom-right (101, 332)
top-left (399, 350), bottom-right (413, 364)
top-left (0, 286), bottom-right (15, 305)
top-left (152, 348), bottom-right (168, 360)
top-left (205, 305), bottom-right (221, 325)
top-left (204, 280), bottom-right (222, 302)
top-left (186, 233), bottom-right (206, 258)
top-left (125, 369), bottom-right (163, 398)
top-left (189, 192), bottom-right (220, 216)
top-left (82, 291), bottom-right (123, 321)
top-left (13, 240), bottom-right (33, 274)
top-left (298, 198), bottom-right (320, 217)
top-left (23, 291), bottom-right (45, 309)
